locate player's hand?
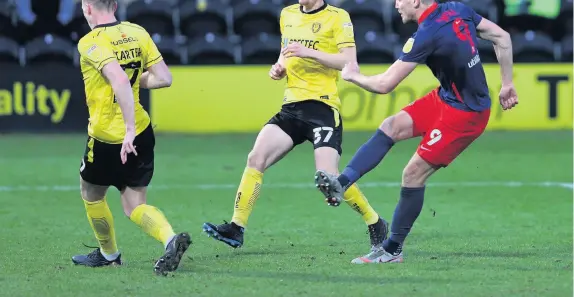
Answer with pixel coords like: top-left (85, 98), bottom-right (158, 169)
top-left (120, 129), bottom-right (137, 164)
top-left (269, 63), bottom-right (286, 80)
top-left (499, 84), bottom-right (518, 110)
top-left (281, 42), bottom-right (312, 58)
top-left (341, 61), bottom-right (360, 81)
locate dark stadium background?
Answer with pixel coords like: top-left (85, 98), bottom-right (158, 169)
top-left (0, 1), bottom-right (571, 297)
top-left (0, 0), bottom-right (571, 66)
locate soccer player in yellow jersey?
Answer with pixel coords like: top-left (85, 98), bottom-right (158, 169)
top-left (203, 0), bottom-right (389, 260)
top-left (71, 0), bottom-right (191, 276)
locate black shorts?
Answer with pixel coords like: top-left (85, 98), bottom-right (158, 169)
top-left (267, 100), bottom-right (343, 154)
top-left (79, 124), bottom-right (155, 191)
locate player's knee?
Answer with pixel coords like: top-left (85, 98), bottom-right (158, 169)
top-left (80, 178), bottom-right (106, 202)
top-left (246, 150), bottom-right (267, 172)
top-left (380, 116), bottom-right (402, 141)
top-left (401, 163), bottom-right (426, 187)
top-left (314, 146), bottom-right (339, 174)
top-left (315, 166), bottom-right (339, 176)
top-left (122, 200), bottom-right (144, 217)
top-left (379, 113), bottom-right (412, 142)
top-left (120, 187), bottom-right (147, 217)
top-left (122, 204), bottom-right (138, 217)
top-left (121, 197), bottom-right (140, 217)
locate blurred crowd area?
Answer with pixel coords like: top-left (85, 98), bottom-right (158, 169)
top-left (0, 0), bottom-right (571, 66)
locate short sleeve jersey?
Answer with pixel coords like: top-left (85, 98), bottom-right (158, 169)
top-left (280, 3), bottom-right (355, 111)
top-left (78, 21), bottom-right (163, 143)
top-left (399, 2), bottom-right (490, 112)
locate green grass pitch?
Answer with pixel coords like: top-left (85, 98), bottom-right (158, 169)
top-left (0, 131), bottom-right (572, 297)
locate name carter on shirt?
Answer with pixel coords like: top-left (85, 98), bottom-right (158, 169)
top-left (114, 48), bottom-right (142, 61)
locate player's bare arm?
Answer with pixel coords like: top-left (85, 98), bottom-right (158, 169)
top-left (269, 54), bottom-right (286, 80)
top-left (140, 60), bottom-right (172, 89)
top-left (476, 18), bottom-right (518, 110)
top-left (341, 60), bottom-right (417, 94)
top-left (102, 61), bottom-right (135, 131)
top-left (476, 18), bottom-right (513, 85)
top-left (102, 61), bottom-right (137, 163)
top-left (281, 43), bottom-right (356, 71)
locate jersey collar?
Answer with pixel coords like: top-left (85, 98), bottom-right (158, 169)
top-left (418, 2), bottom-right (438, 24)
top-left (94, 20), bottom-right (121, 29)
top-left (300, 1), bottom-right (327, 14)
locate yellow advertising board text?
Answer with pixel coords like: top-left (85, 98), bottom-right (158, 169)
top-left (151, 64), bottom-right (573, 133)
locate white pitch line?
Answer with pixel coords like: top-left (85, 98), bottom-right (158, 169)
top-left (0, 181), bottom-right (572, 192)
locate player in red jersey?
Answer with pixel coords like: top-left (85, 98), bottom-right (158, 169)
top-left (314, 0), bottom-right (518, 264)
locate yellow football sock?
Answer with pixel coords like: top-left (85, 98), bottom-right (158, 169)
top-left (84, 198), bottom-right (118, 256)
top-left (129, 204), bottom-right (176, 247)
top-left (344, 184), bottom-right (380, 225)
top-left (231, 167), bottom-right (263, 228)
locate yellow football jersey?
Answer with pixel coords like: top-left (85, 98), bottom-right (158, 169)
top-left (280, 3), bottom-right (355, 111)
top-left (78, 21), bottom-right (163, 144)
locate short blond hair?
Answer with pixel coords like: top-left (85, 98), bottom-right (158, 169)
top-left (85, 0), bottom-right (117, 11)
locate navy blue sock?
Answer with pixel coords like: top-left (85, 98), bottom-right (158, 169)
top-left (337, 129), bottom-right (394, 189)
top-left (383, 186), bottom-right (426, 254)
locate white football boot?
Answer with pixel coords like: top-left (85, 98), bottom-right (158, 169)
top-left (351, 245), bottom-right (404, 264)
